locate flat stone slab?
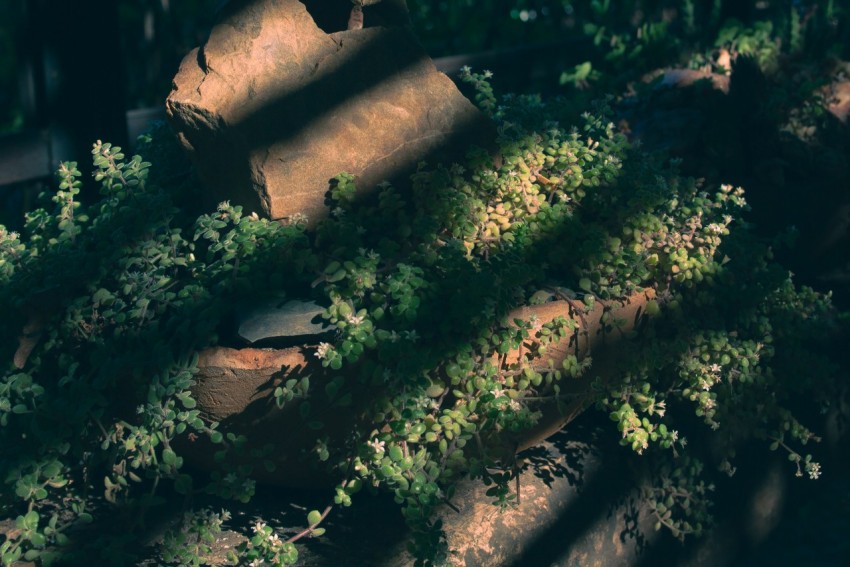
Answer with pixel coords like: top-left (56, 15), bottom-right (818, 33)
top-left (166, 0), bottom-right (493, 225)
top-left (237, 298), bottom-right (330, 344)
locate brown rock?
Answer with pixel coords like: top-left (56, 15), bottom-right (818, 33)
top-left (825, 80), bottom-right (850, 123)
top-left (657, 68), bottom-right (730, 94)
top-left (183, 290), bottom-right (655, 487)
top-left (166, 0), bottom-right (494, 225)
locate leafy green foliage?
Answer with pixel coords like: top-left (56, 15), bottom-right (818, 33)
top-left (1, 4), bottom-right (848, 564)
top-left (0, 135), bottom-right (314, 565)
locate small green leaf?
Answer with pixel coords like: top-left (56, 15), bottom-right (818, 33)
top-left (162, 448), bottom-right (177, 466)
top-left (307, 510), bottom-right (322, 526)
top-left (389, 445), bottom-right (404, 462)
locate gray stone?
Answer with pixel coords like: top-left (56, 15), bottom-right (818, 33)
top-left (237, 298), bottom-right (329, 343)
top-left (166, 0), bottom-right (494, 225)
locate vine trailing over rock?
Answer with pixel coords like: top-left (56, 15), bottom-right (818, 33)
top-left (0, 71), bottom-right (843, 565)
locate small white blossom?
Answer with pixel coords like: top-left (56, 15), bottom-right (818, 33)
top-left (347, 313), bottom-right (365, 325)
top-left (367, 438), bottom-right (386, 454)
top-left (268, 532), bottom-right (281, 546)
top-left (331, 206), bottom-right (346, 218)
top-left (509, 399), bottom-right (522, 411)
top-left (249, 560), bottom-right (263, 567)
top-left (252, 521), bottom-right (267, 534)
top-left (806, 461), bottom-right (821, 480)
top-left (315, 342), bottom-right (332, 360)
top-left (709, 363), bottom-right (722, 373)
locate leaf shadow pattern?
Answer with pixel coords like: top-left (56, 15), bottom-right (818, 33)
top-left (520, 419), bottom-right (599, 491)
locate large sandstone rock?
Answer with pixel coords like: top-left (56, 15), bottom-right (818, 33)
top-left (166, 0), bottom-right (494, 225)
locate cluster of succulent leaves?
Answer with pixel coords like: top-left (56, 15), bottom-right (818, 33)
top-left (0, 64), bottom-right (844, 567)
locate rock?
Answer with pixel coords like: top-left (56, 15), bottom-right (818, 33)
top-left (657, 68), bottom-right (730, 94)
top-left (825, 80), bottom-right (850, 123)
top-left (417, 433), bottom-right (656, 567)
top-left (237, 298), bottom-right (330, 345)
top-left (181, 290), bottom-right (656, 487)
top-left (166, 0), bottom-right (494, 226)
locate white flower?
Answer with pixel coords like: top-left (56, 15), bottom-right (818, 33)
top-left (509, 399), bottom-right (521, 411)
top-left (252, 521), bottom-right (266, 534)
top-left (315, 342), bottom-right (332, 360)
top-left (346, 313), bottom-right (365, 325)
top-left (367, 438), bottom-right (386, 454)
top-left (709, 363), bottom-right (722, 373)
top-left (806, 461), bottom-right (822, 480)
top-left (249, 560), bottom-right (263, 567)
top-left (268, 532), bottom-right (281, 546)
top-left (331, 206), bottom-right (346, 218)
